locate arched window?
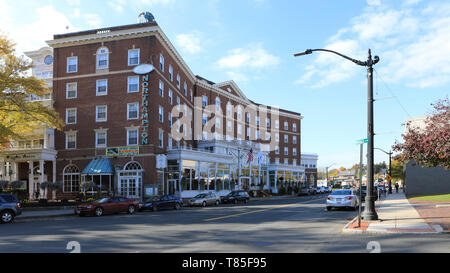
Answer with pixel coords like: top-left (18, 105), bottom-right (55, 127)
top-left (96, 47), bottom-right (109, 69)
top-left (63, 164), bottom-right (80, 193)
top-left (124, 161), bottom-right (143, 171)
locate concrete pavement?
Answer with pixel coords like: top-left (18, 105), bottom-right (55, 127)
top-left (343, 192), bottom-right (445, 234)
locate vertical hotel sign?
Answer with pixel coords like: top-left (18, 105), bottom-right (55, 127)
top-left (133, 64), bottom-right (155, 145)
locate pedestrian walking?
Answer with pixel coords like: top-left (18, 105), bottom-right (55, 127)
top-left (395, 182), bottom-right (399, 193)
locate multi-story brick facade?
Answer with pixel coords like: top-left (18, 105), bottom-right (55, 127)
top-left (46, 16), bottom-right (305, 200)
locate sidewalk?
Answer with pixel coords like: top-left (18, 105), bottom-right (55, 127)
top-left (343, 192), bottom-right (447, 234)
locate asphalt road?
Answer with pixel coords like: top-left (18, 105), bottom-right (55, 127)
top-left (0, 194), bottom-right (448, 253)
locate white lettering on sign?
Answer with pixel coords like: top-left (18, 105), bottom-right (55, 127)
top-left (141, 74), bottom-right (149, 145)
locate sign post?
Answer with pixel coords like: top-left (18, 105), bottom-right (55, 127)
top-left (355, 138), bottom-right (368, 228)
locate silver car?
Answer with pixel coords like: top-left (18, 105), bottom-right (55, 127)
top-left (189, 192), bottom-right (220, 207)
top-left (326, 189), bottom-right (359, 211)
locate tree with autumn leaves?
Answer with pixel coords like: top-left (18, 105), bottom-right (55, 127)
top-left (0, 33), bottom-right (64, 147)
top-left (393, 97), bottom-right (450, 170)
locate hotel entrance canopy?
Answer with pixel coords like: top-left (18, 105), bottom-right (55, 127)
top-left (82, 158), bottom-right (114, 175)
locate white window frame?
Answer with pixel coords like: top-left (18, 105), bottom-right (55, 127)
top-left (284, 121), bottom-right (289, 130)
top-left (158, 129), bottom-right (164, 148)
top-left (284, 134), bottom-right (289, 143)
top-left (168, 89), bottom-right (173, 104)
top-left (95, 130), bottom-right (107, 148)
top-left (293, 136), bottom-right (297, 144)
top-left (159, 81), bottom-right (164, 97)
top-left (67, 56), bottom-right (78, 73)
top-left (184, 82), bottom-right (187, 96)
top-left (158, 106), bottom-right (164, 123)
top-left (293, 123), bottom-right (297, 132)
top-left (159, 54), bottom-right (164, 71)
top-left (202, 96), bottom-right (208, 107)
top-left (127, 102), bottom-right (139, 120)
top-left (96, 47), bottom-right (109, 70)
top-left (293, 148), bottom-right (297, 156)
top-left (128, 49), bottom-right (140, 66)
top-left (66, 108), bottom-right (77, 125)
top-left (126, 128), bottom-right (139, 146)
top-left (66, 82), bottom-right (77, 99)
top-left (127, 76), bottom-right (139, 93)
top-left (169, 65), bottom-right (173, 81)
top-left (96, 105), bottom-right (107, 122)
top-left (65, 132), bottom-right (77, 150)
top-left (284, 147), bottom-right (289, 156)
top-left (96, 79), bottom-right (108, 96)
top-left (176, 74), bottom-right (180, 88)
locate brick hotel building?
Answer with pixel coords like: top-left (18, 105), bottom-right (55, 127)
top-left (42, 14), bottom-right (316, 201)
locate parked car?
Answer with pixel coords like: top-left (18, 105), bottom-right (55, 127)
top-left (316, 187), bottom-right (325, 194)
top-left (140, 195), bottom-right (183, 211)
top-left (75, 196), bottom-right (140, 217)
top-left (297, 187), bottom-right (314, 196)
top-left (0, 194), bottom-right (22, 224)
top-left (326, 189), bottom-right (359, 211)
top-left (189, 192), bottom-right (221, 207)
top-left (221, 191), bottom-right (250, 204)
top-left (342, 185), bottom-right (351, 189)
top-left (325, 186), bottom-right (333, 193)
top-left (360, 186), bottom-right (378, 201)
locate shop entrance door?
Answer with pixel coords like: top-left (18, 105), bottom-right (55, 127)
top-left (166, 179), bottom-right (179, 196)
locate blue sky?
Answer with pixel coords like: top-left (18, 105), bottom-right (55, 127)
top-left (1, 0), bottom-right (449, 170)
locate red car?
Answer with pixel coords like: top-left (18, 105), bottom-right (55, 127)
top-left (75, 196), bottom-right (140, 217)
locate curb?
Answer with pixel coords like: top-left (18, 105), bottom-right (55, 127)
top-left (14, 213), bottom-right (77, 223)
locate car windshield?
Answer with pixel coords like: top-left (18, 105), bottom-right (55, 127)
top-left (194, 194), bottom-right (206, 198)
top-left (331, 190), bottom-right (352, 195)
top-left (97, 198), bottom-right (110, 203)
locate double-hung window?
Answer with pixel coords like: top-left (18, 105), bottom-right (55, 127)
top-left (96, 47), bottom-right (109, 69)
top-left (284, 121), bottom-right (289, 130)
top-left (66, 108), bottom-right (77, 124)
top-left (168, 112), bottom-right (172, 128)
top-left (184, 82), bottom-right (187, 96)
top-left (127, 128), bottom-right (138, 146)
top-left (127, 103), bottom-right (139, 120)
top-left (95, 130), bottom-right (107, 148)
top-left (128, 76), bottom-right (139, 93)
top-left (66, 82), bottom-right (77, 99)
top-left (293, 123), bottom-right (297, 132)
top-left (67, 56), bottom-right (77, 73)
top-left (158, 106), bottom-right (164, 123)
top-left (293, 148), bottom-right (297, 156)
top-left (176, 74), bottom-right (180, 88)
top-left (96, 79), bottom-right (107, 96)
top-left (66, 133), bottom-right (77, 149)
top-left (293, 136), bottom-right (297, 144)
top-left (96, 105), bottom-right (107, 122)
top-left (284, 134), bottom-right (289, 143)
top-left (128, 49), bottom-right (140, 66)
top-left (158, 130), bottom-right (164, 148)
top-left (159, 81), bottom-right (164, 97)
top-left (159, 54), bottom-right (164, 71)
top-left (169, 65), bottom-right (173, 81)
top-left (168, 89), bottom-right (173, 104)
top-left (284, 147), bottom-right (289, 156)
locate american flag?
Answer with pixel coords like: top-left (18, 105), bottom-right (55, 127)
top-left (247, 148), bottom-right (253, 164)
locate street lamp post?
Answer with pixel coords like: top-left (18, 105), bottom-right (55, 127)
top-left (325, 163), bottom-right (336, 187)
top-left (294, 48), bottom-right (380, 220)
top-left (375, 148), bottom-right (393, 194)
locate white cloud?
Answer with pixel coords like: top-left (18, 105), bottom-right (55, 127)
top-left (0, 5), bottom-right (77, 56)
top-left (367, 0), bottom-right (381, 6)
top-left (83, 13), bottom-right (102, 28)
top-left (217, 43), bottom-right (280, 69)
top-left (226, 71), bottom-right (249, 82)
top-left (67, 0), bottom-right (81, 5)
top-left (296, 1), bottom-right (450, 89)
top-left (175, 32), bottom-right (203, 54)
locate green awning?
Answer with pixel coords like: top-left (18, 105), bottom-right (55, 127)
top-left (82, 158), bottom-right (114, 175)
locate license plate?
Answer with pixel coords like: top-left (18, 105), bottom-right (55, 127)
top-left (336, 199), bottom-right (342, 203)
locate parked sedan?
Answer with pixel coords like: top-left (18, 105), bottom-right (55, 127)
top-left (0, 194), bottom-right (22, 224)
top-left (140, 195), bottom-right (183, 211)
top-left (297, 187), bottom-right (315, 196)
top-left (326, 190), bottom-right (359, 211)
top-left (221, 191), bottom-right (250, 204)
top-left (75, 196), bottom-right (139, 217)
top-left (189, 192), bottom-right (220, 207)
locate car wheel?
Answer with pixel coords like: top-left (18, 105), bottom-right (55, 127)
top-left (0, 210), bottom-right (14, 224)
top-left (215, 200), bottom-right (220, 206)
top-left (128, 205), bottom-right (136, 214)
top-left (152, 206), bottom-right (158, 212)
top-left (175, 203), bottom-right (181, 210)
top-left (94, 207), bottom-right (104, 217)
top-left (202, 201), bottom-right (207, 207)
top-left (234, 199), bottom-right (238, 205)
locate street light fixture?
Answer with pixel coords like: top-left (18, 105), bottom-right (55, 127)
top-left (294, 48), bottom-right (380, 220)
top-left (374, 147), bottom-right (393, 194)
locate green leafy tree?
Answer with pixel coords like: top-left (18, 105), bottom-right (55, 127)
top-left (0, 33), bottom-right (64, 146)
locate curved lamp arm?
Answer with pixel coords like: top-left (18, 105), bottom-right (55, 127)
top-left (294, 49), bottom-right (379, 67)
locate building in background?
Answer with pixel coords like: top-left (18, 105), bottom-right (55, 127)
top-left (301, 153), bottom-right (318, 188)
top-left (403, 116), bottom-right (450, 197)
top-left (46, 13), bottom-right (305, 201)
top-left (0, 47), bottom-right (57, 200)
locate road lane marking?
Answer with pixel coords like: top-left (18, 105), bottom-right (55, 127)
top-left (204, 198), bottom-right (321, 222)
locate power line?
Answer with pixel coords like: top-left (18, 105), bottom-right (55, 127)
top-left (373, 68), bottom-right (412, 118)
